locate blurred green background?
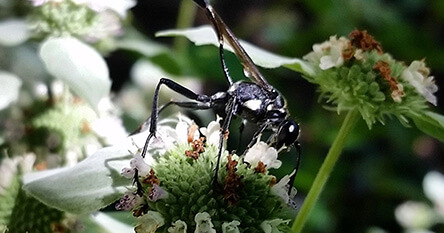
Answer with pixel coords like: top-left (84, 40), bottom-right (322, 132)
top-left (105, 0), bottom-right (444, 232)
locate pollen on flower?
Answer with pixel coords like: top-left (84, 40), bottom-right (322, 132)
top-left (185, 137), bottom-right (205, 160)
top-left (349, 29), bottom-right (383, 53)
top-left (254, 161), bottom-right (266, 174)
top-left (224, 155), bottom-right (243, 205)
top-left (374, 60), bottom-right (405, 102)
top-left (142, 169), bottom-right (159, 185)
top-left (187, 124), bottom-right (199, 143)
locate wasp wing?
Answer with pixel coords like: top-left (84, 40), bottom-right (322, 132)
top-left (195, 1), bottom-right (274, 93)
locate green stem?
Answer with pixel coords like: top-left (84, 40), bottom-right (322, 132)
top-left (291, 109), bottom-right (360, 233)
top-left (173, 0), bottom-right (197, 54)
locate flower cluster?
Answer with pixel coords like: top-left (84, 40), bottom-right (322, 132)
top-left (118, 115), bottom-right (297, 232)
top-left (303, 30), bottom-right (438, 127)
top-left (28, 0), bottom-right (135, 43)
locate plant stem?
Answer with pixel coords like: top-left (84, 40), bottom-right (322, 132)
top-left (291, 109), bottom-right (360, 233)
top-left (173, 0), bottom-right (197, 54)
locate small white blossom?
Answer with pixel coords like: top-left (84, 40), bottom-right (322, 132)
top-left (122, 149), bottom-right (151, 178)
top-left (303, 36), bottom-right (350, 70)
top-left (148, 184), bottom-right (168, 202)
top-left (136, 211), bottom-right (165, 233)
top-left (194, 212), bottom-right (216, 233)
top-left (395, 201), bottom-right (435, 230)
top-left (168, 220), bottom-right (187, 233)
top-left (115, 192), bottom-right (144, 211)
top-left (244, 141), bottom-right (281, 169)
top-left (200, 117), bottom-right (222, 146)
top-left (423, 171), bottom-right (444, 217)
top-left (401, 61), bottom-right (438, 106)
top-left (221, 220), bottom-right (240, 233)
top-left (72, 0), bottom-right (136, 17)
top-left (0, 157), bottom-right (19, 195)
top-left (271, 170), bottom-right (297, 206)
top-left (260, 219), bottom-right (290, 233)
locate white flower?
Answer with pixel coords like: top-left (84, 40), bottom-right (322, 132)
top-left (194, 212), bottom-right (216, 233)
top-left (0, 157), bottom-right (19, 195)
top-left (401, 61), bottom-right (438, 106)
top-left (83, 11), bottom-right (123, 42)
top-left (148, 184), bottom-right (168, 202)
top-left (72, 0), bottom-right (136, 18)
top-left (260, 219), bottom-right (290, 233)
top-left (423, 171), bottom-right (444, 217)
top-left (168, 220), bottom-right (187, 233)
top-left (121, 148), bottom-right (152, 178)
top-left (244, 141), bottom-right (282, 169)
top-left (271, 170), bottom-right (297, 206)
top-left (136, 211), bottom-right (165, 233)
top-left (395, 201), bottom-right (435, 230)
top-left (0, 19), bottom-right (30, 47)
top-left (221, 220), bottom-right (240, 233)
top-left (303, 36), bottom-right (349, 70)
top-left (115, 192), bottom-right (144, 210)
top-left (0, 153), bottom-right (36, 195)
top-left (200, 117), bottom-right (222, 146)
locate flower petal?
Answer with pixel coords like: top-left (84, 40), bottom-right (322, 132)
top-left (0, 71), bottom-right (22, 110)
top-left (156, 26), bottom-right (313, 75)
top-left (22, 145), bottom-right (132, 214)
top-left (39, 37), bottom-right (111, 112)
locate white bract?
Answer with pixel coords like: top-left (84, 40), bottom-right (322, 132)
top-left (0, 19), bottom-right (30, 46)
top-left (401, 61), bottom-right (438, 106)
top-left (39, 37), bottom-right (111, 112)
top-left (0, 71), bottom-right (22, 110)
top-left (244, 141), bottom-right (281, 169)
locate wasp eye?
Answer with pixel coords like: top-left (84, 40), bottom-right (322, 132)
top-left (274, 120), bottom-right (299, 149)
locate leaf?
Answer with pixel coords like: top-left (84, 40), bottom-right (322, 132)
top-left (22, 145), bottom-right (132, 214)
top-left (156, 25), bottom-right (314, 76)
top-left (411, 111), bottom-right (444, 142)
top-left (39, 37), bottom-right (111, 112)
top-left (0, 19), bottom-right (30, 47)
top-left (90, 212), bottom-right (135, 233)
top-left (0, 71), bottom-right (22, 110)
top-left (115, 37), bottom-right (169, 58)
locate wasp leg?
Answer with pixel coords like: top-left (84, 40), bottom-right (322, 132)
top-left (241, 122), bottom-right (270, 157)
top-left (140, 78), bottom-right (211, 158)
top-left (212, 98), bottom-right (237, 189)
top-left (287, 142), bottom-right (301, 195)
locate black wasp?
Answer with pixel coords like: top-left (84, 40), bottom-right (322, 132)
top-left (134, 0), bottom-right (301, 194)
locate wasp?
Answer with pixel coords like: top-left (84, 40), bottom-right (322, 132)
top-left (134, 0), bottom-right (301, 194)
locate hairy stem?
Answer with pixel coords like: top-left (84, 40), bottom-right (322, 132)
top-left (291, 109), bottom-right (360, 232)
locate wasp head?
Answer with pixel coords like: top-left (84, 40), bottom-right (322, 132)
top-left (271, 119), bottom-right (300, 150)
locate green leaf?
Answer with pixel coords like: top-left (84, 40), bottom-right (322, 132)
top-left (22, 146), bottom-right (132, 214)
top-left (39, 37), bottom-right (111, 112)
top-left (411, 111), bottom-right (444, 142)
top-left (156, 25), bottom-right (314, 75)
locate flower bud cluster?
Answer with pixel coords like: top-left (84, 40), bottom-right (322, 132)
top-left (303, 30), bottom-right (438, 127)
